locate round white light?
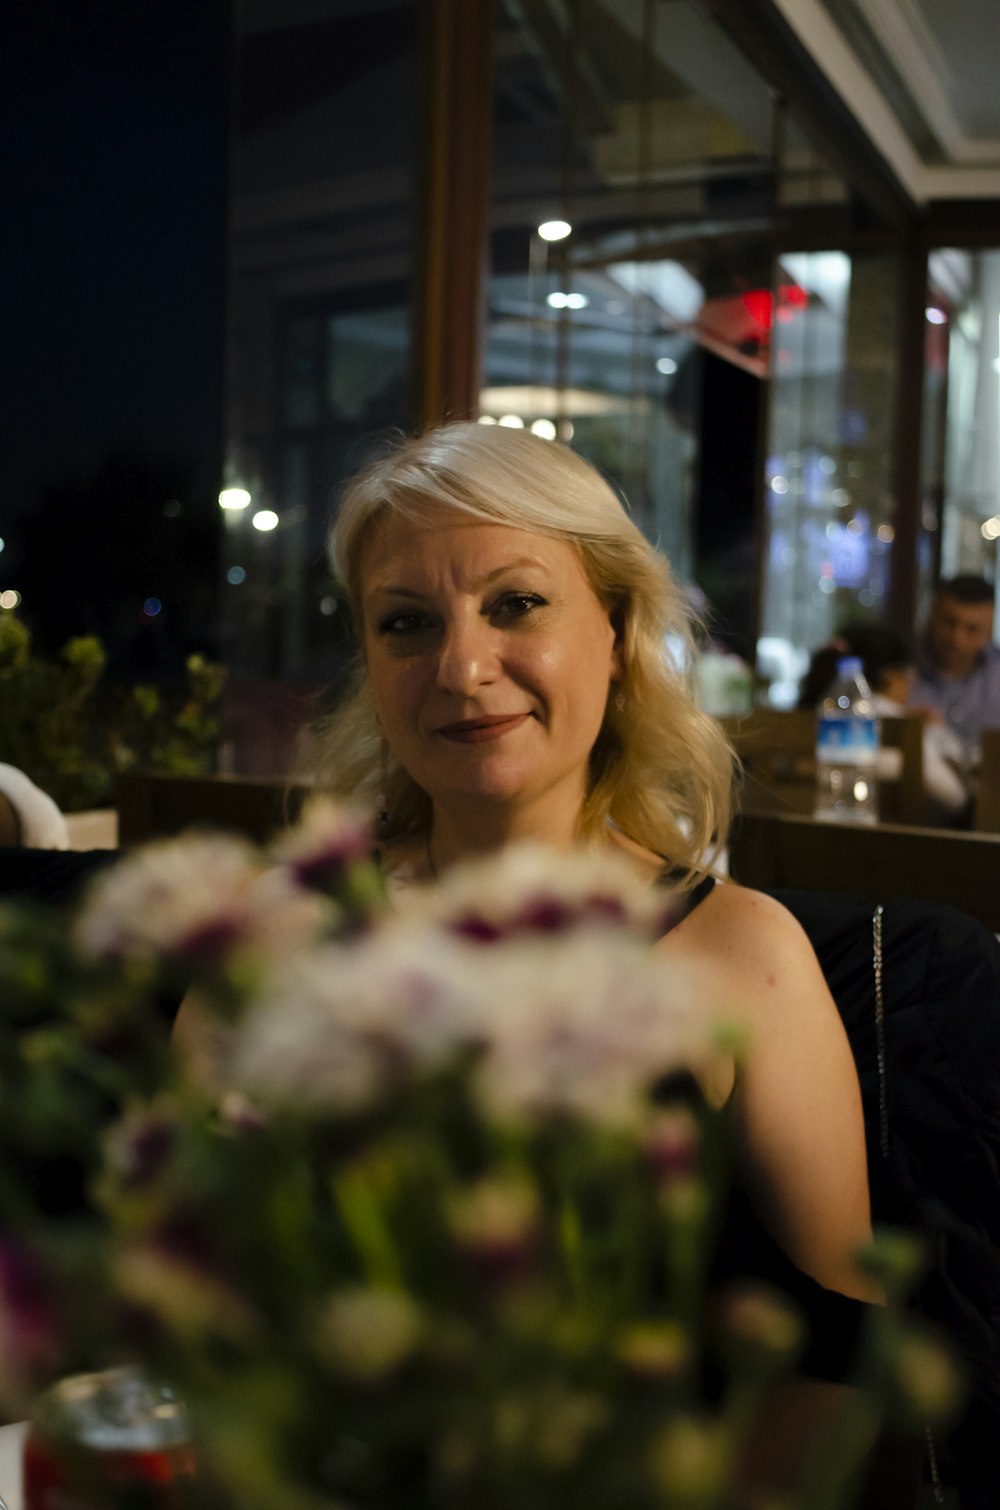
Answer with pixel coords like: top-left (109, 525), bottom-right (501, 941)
top-left (981, 516), bottom-right (1000, 541)
top-left (877, 524), bottom-right (895, 543)
top-left (477, 414), bottom-right (498, 425)
top-left (252, 509), bottom-right (279, 532)
top-left (0, 589), bottom-right (21, 610)
top-left (497, 414), bottom-right (524, 429)
top-left (547, 290), bottom-right (589, 310)
top-left (227, 565), bottom-right (246, 585)
top-left (219, 487), bottom-right (251, 510)
top-left (655, 357), bottom-right (678, 375)
top-left (770, 476), bottom-right (789, 494)
top-left (530, 418), bottom-right (557, 440)
top-left (538, 220), bottom-right (571, 242)
top-left (0, 537), bottom-right (5, 553)
top-left (925, 307), bottom-right (947, 325)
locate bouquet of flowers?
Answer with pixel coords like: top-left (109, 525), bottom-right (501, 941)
top-left (0, 803), bottom-right (959, 1510)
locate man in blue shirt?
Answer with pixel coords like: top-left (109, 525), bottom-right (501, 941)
top-left (909, 576), bottom-right (1000, 760)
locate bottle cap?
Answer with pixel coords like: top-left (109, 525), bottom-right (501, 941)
top-left (836, 656), bottom-right (863, 677)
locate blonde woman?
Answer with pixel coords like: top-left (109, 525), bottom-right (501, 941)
top-left (314, 421), bottom-right (878, 1324)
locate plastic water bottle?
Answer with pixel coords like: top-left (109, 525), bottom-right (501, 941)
top-left (814, 656), bottom-right (880, 824)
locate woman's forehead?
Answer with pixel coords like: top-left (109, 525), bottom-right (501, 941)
top-left (357, 503), bottom-right (582, 581)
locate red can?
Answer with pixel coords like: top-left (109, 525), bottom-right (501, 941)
top-left (22, 1365), bottom-right (197, 1509)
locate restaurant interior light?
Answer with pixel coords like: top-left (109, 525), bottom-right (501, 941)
top-left (219, 487), bottom-right (251, 510)
top-left (547, 291), bottom-right (588, 310)
top-left (0, 589), bottom-right (21, 610)
top-left (655, 357), bottom-right (677, 375)
top-left (252, 510), bottom-right (279, 532)
top-left (530, 418), bottom-right (557, 440)
top-left (925, 307), bottom-right (947, 325)
top-left (538, 220), bottom-right (571, 241)
top-left (497, 415), bottom-right (524, 429)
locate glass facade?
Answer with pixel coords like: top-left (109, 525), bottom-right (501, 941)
top-left (221, 0), bottom-right (419, 683)
top-left (218, 0), bottom-right (936, 714)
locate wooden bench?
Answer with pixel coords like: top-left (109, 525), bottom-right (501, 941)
top-left (117, 771), bottom-right (310, 847)
top-left (729, 809), bottom-right (1000, 934)
top-left (974, 728), bottom-right (1000, 834)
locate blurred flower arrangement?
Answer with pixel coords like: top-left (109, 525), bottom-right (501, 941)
top-left (0, 610), bottom-right (225, 811)
top-left (0, 803), bottom-right (960, 1509)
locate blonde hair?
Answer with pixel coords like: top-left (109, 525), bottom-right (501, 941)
top-left (311, 422), bottom-right (734, 885)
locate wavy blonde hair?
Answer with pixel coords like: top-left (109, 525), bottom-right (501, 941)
top-left (311, 422), bottom-right (734, 885)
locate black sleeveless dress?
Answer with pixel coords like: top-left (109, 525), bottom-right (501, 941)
top-left (659, 872), bottom-right (868, 1383)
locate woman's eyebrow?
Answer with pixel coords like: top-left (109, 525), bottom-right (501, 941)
top-left (368, 558), bottom-right (551, 599)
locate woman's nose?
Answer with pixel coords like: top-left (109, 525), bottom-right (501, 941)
top-left (435, 617), bottom-right (496, 695)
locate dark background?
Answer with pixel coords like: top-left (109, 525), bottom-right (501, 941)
top-left (1, 0), bottom-right (231, 675)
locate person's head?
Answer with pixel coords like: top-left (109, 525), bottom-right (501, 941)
top-left (926, 576), bottom-right (995, 679)
top-left (317, 422), bottom-right (732, 879)
top-left (798, 623), bottom-right (915, 708)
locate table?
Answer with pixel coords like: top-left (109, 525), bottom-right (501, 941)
top-left (0, 1422), bottom-right (25, 1510)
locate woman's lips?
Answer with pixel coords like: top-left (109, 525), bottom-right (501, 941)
top-left (435, 714), bottom-right (530, 744)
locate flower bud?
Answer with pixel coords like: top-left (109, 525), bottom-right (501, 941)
top-left (647, 1415), bottom-right (731, 1506)
top-left (717, 1283), bottom-right (804, 1371)
top-left (889, 1333), bottom-right (963, 1426)
top-left (616, 1321), bottom-right (689, 1383)
top-left (317, 1287), bottom-right (423, 1384)
top-left (445, 1175), bottom-right (539, 1286)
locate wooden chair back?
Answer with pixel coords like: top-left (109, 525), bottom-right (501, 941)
top-left (974, 728), bottom-right (1000, 833)
top-left (729, 809), bottom-right (1000, 934)
top-left (721, 709), bottom-right (925, 824)
top-left (117, 771), bottom-right (310, 847)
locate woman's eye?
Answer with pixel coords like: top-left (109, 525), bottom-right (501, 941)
top-left (376, 611), bottom-right (432, 636)
top-left (492, 592), bottom-right (546, 620)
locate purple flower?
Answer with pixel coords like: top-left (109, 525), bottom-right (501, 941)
top-left (271, 799), bottom-right (373, 892)
top-left (642, 1107), bottom-right (700, 1186)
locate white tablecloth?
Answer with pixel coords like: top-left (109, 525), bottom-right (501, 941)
top-left (0, 1422), bottom-right (25, 1510)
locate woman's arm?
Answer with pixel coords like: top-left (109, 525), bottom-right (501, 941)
top-left (658, 885), bottom-right (881, 1304)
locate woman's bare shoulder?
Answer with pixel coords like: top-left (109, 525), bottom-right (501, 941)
top-left (660, 882), bottom-right (834, 1021)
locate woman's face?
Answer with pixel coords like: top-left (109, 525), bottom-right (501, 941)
top-left (358, 505), bottom-right (621, 827)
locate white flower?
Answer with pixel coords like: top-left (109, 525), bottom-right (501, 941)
top-left (472, 936), bottom-right (707, 1129)
top-left (230, 925), bottom-right (481, 1113)
top-left (75, 835), bottom-right (328, 970)
top-left (408, 841), bottom-right (677, 943)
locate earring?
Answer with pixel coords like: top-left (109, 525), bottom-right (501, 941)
top-left (614, 690), bottom-right (626, 714)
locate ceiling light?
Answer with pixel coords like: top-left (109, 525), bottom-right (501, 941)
top-left (219, 487), bottom-right (251, 510)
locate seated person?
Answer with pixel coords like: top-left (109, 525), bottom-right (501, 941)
top-left (909, 575), bottom-right (1000, 763)
top-left (798, 625), bottom-right (970, 824)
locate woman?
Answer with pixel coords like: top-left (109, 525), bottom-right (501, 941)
top-left (313, 421), bottom-right (878, 1313)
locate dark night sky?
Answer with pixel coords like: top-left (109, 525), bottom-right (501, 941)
top-left (1, 0), bottom-right (230, 657)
